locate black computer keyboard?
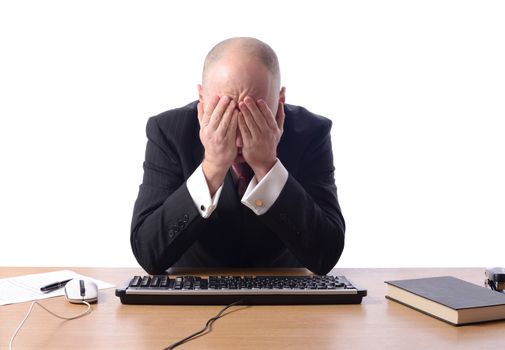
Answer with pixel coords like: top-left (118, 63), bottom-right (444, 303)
top-left (115, 275), bottom-right (367, 305)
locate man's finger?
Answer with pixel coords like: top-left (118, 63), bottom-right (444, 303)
top-left (237, 111), bottom-right (252, 143)
top-left (276, 101), bottom-right (285, 131)
top-left (227, 109), bottom-right (239, 139)
top-left (202, 95), bottom-right (220, 126)
top-left (208, 95), bottom-right (231, 130)
top-left (239, 100), bottom-right (260, 138)
top-left (244, 96), bottom-right (268, 131)
top-left (257, 99), bottom-right (277, 130)
top-left (217, 100), bottom-right (237, 136)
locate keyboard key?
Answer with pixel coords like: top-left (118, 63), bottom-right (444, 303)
top-left (129, 276), bottom-right (141, 288)
top-left (160, 276), bottom-right (169, 288)
top-left (140, 276), bottom-right (151, 288)
top-left (174, 277), bottom-right (183, 290)
top-left (150, 276), bottom-right (160, 287)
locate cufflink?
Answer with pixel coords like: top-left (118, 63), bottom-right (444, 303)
top-left (255, 199), bottom-right (264, 207)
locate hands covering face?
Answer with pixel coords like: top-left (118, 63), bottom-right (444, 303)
top-left (238, 97), bottom-right (284, 179)
top-left (198, 95), bottom-right (239, 172)
top-left (198, 95), bottom-right (285, 181)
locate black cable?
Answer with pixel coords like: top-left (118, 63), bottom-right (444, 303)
top-left (163, 300), bottom-right (244, 350)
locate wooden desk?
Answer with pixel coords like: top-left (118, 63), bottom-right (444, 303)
top-left (1, 267), bottom-right (505, 349)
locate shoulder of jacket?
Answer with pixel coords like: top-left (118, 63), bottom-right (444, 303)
top-left (284, 103), bottom-right (332, 135)
top-left (149, 101), bottom-right (198, 125)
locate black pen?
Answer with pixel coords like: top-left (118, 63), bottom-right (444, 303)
top-left (40, 278), bottom-right (73, 292)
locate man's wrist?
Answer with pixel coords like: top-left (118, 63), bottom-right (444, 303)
top-left (251, 158), bottom-right (277, 182)
top-left (187, 164), bottom-right (223, 218)
top-left (241, 158), bottom-right (288, 216)
top-left (202, 159), bottom-right (228, 196)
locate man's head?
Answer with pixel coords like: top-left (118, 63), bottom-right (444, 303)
top-left (198, 37), bottom-right (285, 120)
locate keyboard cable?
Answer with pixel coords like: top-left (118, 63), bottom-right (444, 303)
top-left (163, 300), bottom-right (244, 350)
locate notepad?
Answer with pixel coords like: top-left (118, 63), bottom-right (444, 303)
top-left (0, 270), bottom-right (114, 306)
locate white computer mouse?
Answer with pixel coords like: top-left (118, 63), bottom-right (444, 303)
top-left (64, 279), bottom-right (98, 304)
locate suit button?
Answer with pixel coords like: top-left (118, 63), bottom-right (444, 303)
top-left (178, 220), bottom-right (185, 228)
top-left (183, 214), bottom-right (189, 222)
top-left (173, 227), bottom-right (180, 234)
top-left (168, 229), bottom-right (174, 238)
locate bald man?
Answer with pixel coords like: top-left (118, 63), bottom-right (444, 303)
top-left (131, 37), bottom-right (345, 275)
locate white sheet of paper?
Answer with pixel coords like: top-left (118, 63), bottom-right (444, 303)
top-left (0, 270), bottom-right (115, 306)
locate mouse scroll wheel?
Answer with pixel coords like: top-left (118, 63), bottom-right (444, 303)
top-left (80, 280), bottom-right (86, 297)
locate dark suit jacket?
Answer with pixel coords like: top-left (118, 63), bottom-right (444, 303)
top-left (131, 101), bottom-right (345, 275)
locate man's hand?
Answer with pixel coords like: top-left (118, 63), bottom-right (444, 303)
top-left (238, 97), bottom-right (285, 181)
top-left (198, 95), bottom-right (239, 195)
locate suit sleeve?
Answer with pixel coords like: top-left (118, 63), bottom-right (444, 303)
top-left (130, 117), bottom-right (208, 274)
top-left (257, 122), bottom-right (345, 275)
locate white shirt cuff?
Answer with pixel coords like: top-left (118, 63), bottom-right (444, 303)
top-left (186, 164), bottom-right (223, 218)
top-left (241, 159), bottom-right (288, 215)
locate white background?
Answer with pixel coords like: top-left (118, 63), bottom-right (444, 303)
top-left (1, 0), bottom-right (504, 268)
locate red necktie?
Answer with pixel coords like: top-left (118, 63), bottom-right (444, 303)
top-left (232, 162), bottom-right (253, 197)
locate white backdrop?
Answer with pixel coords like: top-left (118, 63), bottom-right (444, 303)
top-left (1, 0), bottom-right (504, 268)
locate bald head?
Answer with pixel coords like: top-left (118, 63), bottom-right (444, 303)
top-left (198, 37), bottom-right (285, 119)
top-left (202, 37), bottom-right (280, 87)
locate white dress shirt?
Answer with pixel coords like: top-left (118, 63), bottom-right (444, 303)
top-left (186, 159), bottom-right (289, 218)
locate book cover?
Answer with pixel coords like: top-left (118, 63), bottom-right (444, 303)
top-left (385, 276), bottom-right (505, 326)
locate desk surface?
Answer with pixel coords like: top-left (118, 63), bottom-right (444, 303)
top-left (1, 267), bottom-right (505, 350)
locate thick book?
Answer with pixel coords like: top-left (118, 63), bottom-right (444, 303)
top-left (385, 276), bottom-right (505, 326)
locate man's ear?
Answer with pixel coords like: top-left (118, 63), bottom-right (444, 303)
top-left (279, 86), bottom-right (286, 104)
top-left (197, 84), bottom-right (204, 102)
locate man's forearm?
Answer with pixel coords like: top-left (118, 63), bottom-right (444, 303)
top-left (258, 175), bottom-right (345, 275)
top-left (130, 184), bottom-right (206, 274)
top-left (201, 159), bottom-right (228, 197)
